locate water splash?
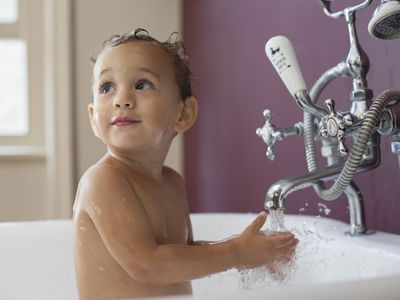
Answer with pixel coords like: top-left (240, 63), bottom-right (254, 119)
top-left (299, 202), bottom-right (309, 213)
top-left (239, 257), bottom-right (298, 290)
top-left (237, 212), bottom-right (335, 291)
top-left (317, 203), bottom-right (331, 216)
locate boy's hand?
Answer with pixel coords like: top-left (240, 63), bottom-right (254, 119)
top-left (233, 211), bottom-right (298, 269)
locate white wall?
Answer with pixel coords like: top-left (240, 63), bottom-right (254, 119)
top-left (73, 0), bottom-right (184, 181)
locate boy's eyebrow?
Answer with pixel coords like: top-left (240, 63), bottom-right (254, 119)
top-left (99, 67), bottom-right (111, 77)
top-left (97, 67), bottom-right (161, 80)
top-left (137, 67), bottom-right (161, 80)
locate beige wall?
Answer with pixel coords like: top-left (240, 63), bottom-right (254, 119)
top-left (0, 159), bottom-right (47, 220)
top-left (73, 0), bottom-right (184, 181)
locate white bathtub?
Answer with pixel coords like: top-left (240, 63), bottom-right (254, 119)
top-left (1, 213), bottom-right (400, 300)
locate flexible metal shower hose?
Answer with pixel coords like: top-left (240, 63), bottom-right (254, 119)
top-left (303, 63), bottom-right (348, 199)
top-left (305, 89), bottom-right (400, 200)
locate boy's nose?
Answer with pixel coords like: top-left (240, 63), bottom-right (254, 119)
top-left (114, 100), bottom-right (134, 108)
top-left (114, 92), bottom-right (135, 109)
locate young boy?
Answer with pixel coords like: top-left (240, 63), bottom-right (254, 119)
top-left (73, 28), bottom-right (298, 300)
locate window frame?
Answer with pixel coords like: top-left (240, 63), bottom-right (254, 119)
top-left (0, 0), bottom-right (46, 155)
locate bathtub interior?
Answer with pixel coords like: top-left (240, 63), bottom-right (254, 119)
top-left (190, 214), bottom-right (400, 297)
top-left (0, 220), bottom-right (76, 300)
top-left (1, 213), bottom-right (400, 300)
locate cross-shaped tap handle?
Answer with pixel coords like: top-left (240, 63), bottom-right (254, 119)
top-left (319, 99), bottom-right (353, 156)
top-left (256, 109), bottom-right (283, 160)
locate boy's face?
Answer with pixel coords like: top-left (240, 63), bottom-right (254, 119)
top-left (89, 41), bottom-right (184, 153)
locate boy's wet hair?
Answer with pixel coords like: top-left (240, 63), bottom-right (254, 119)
top-left (92, 28), bottom-right (193, 101)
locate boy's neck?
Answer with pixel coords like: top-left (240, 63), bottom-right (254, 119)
top-left (105, 149), bottom-right (167, 183)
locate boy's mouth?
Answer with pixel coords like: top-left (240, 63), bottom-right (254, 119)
top-left (111, 116), bottom-right (141, 127)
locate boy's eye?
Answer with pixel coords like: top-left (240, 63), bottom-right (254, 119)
top-left (99, 82), bottom-right (115, 94)
top-left (135, 79), bottom-right (154, 91)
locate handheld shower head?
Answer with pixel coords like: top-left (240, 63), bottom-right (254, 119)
top-left (265, 36), bottom-right (307, 97)
top-left (368, 0), bottom-right (400, 39)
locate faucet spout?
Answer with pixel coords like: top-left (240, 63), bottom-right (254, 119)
top-left (264, 143), bottom-right (380, 235)
top-left (264, 162), bottom-right (349, 210)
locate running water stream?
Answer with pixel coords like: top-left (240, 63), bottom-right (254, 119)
top-left (268, 209), bottom-right (286, 232)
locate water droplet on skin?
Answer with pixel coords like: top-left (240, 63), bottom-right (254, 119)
top-left (79, 226), bottom-right (87, 232)
top-left (78, 242), bottom-right (83, 247)
top-left (99, 265), bottom-right (106, 272)
top-left (94, 205), bottom-right (102, 215)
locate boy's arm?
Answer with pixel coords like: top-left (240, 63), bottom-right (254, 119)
top-left (78, 166), bottom-right (297, 285)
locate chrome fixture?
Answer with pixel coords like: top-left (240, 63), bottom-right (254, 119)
top-left (257, 0), bottom-right (400, 235)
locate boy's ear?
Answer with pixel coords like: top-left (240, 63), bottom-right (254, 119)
top-left (87, 103), bottom-right (100, 138)
top-left (174, 96), bottom-right (198, 133)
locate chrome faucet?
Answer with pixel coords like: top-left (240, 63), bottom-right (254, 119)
top-left (257, 0), bottom-right (400, 235)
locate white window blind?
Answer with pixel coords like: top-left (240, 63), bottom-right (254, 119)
top-left (0, 0), bottom-right (30, 137)
top-left (0, 39), bottom-right (28, 136)
top-left (0, 0), bottom-right (18, 23)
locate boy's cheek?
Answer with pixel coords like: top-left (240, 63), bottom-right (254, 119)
top-left (89, 118), bottom-right (101, 138)
top-left (90, 111), bottom-right (107, 138)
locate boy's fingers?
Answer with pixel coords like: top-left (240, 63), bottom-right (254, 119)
top-left (270, 239), bottom-right (298, 259)
top-left (269, 233), bottom-right (297, 248)
top-left (251, 211), bottom-right (267, 232)
top-left (281, 240), bottom-right (299, 256)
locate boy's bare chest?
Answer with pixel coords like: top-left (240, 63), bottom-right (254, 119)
top-left (134, 184), bottom-right (189, 245)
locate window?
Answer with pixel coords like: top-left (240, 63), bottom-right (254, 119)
top-left (0, 0), bottom-right (44, 148)
top-left (0, 39), bottom-right (28, 136)
top-left (0, 0), bottom-right (18, 23)
top-left (0, 0), bottom-right (29, 137)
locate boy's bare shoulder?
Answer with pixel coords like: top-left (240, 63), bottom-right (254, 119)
top-left (84, 161), bottom-right (126, 183)
top-left (75, 162), bottom-right (134, 213)
top-left (81, 163), bottom-right (129, 191)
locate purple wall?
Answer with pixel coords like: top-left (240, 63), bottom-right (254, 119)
top-left (183, 0), bottom-right (400, 234)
